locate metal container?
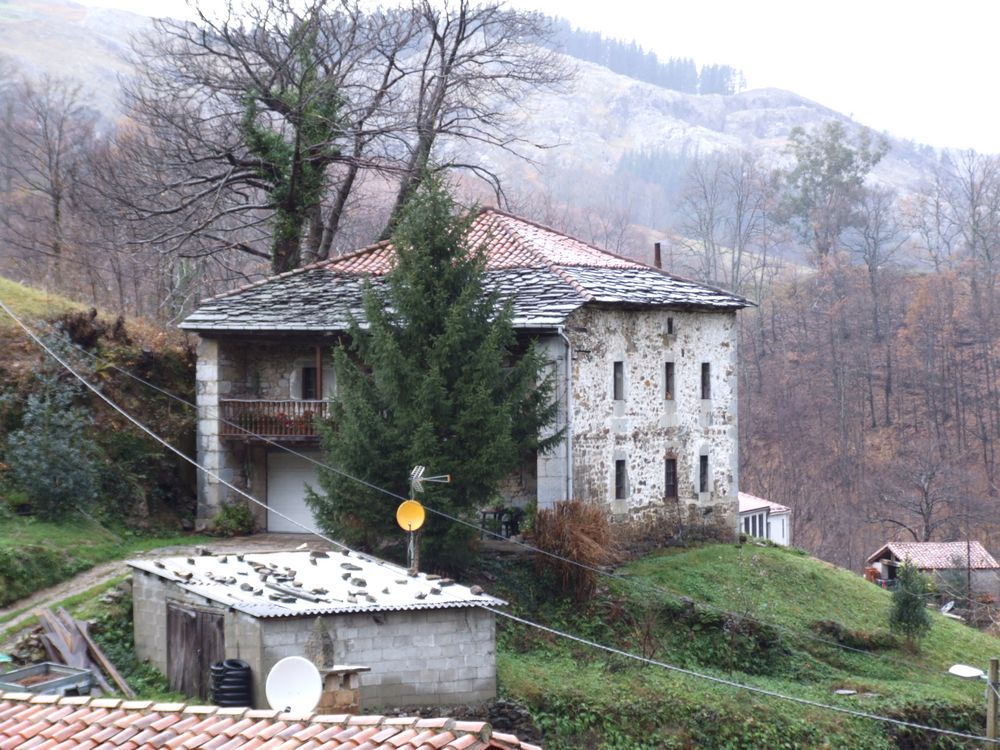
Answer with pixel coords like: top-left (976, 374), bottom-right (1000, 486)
top-left (0, 662), bottom-right (94, 696)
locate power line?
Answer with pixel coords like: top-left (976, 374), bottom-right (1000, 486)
top-left (37, 316), bottom-right (945, 667)
top-left (486, 606), bottom-right (998, 745)
top-left (2, 299), bottom-right (991, 743)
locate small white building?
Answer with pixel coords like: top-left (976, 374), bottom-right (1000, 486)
top-left (738, 492), bottom-right (791, 546)
top-left (129, 549), bottom-right (504, 708)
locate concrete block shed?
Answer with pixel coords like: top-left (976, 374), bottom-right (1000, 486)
top-left (129, 549), bottom-right (504, 709)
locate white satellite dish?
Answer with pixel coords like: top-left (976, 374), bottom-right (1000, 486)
top-left (265, 656), bottom-right (323, 713)
top-left (948, 664), bottom-right (986, 680)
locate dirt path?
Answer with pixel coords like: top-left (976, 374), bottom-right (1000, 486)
top-left (0, 534), bottom-right (328, 650)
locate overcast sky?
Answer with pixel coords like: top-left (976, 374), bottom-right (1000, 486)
top-left (85, 0), bottom-right (1000, 153)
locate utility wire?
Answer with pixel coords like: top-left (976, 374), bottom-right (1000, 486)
top-left (2, 299), bottom-right (992, 743)
top-left (486, 606), bottom-right (998, 745)
top-left (37, 316), bottom-right (947, 666)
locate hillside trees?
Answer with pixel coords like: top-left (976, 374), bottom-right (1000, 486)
top-left (782, 121), bottom-right (888, 264)
top-left (115, 0), bottom-right (568, 273)
top-left (308, 177), bottom-right (560, 569)
top-left (0, 74), bottom-right (98, 288)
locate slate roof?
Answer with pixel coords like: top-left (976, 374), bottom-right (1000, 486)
top-left (737, 492), bottom-right (791, 515)
top-left (181, 209), bottom-right (748, 334)
top-left (0, 693), bottom-right (542, 750)
top-left (866, 541), bottom-right (1000, 570)
top-left (128, 550), bottom-right (504, 619)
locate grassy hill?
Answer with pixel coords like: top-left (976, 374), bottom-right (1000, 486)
top-left (0, 275), bottom-right (85, 327)
top-left (493, 543), bottom-right (998, 749)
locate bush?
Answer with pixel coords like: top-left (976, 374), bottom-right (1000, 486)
top-left (811, 620), bottom-right (899, 651)
top-left (212, 500), bottom-right (255, 537)
top-left (534, 499), bottom-right (615, 602)
top-left (4, 371), bottom-right (100, 520)
top-left (889, 561), bottom-right (932, 650)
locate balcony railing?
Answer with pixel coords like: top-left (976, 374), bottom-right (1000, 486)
top-left (218, 399), bottom-right (328, 440)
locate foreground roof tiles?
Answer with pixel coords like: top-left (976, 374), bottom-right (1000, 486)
top-left (866, 541), bottom-right (1000, 570)
top-left (0, 694), bottom-right (542, 750)
top-left (181, 209), bottom-right (747, 333)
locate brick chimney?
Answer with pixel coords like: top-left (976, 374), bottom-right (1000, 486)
top-left (654, 242), bottom-right (662, 269)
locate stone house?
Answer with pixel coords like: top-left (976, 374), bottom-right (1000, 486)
top-left (866, 541), bottom-right (1000, 600)
top-left (180, 209), bottom-right (748, 534)
top-left (129, 549), bottom-right (504, 708)
top-left (738, 492), bottom-right (792, 546)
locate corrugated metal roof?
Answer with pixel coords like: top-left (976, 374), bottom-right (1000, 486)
top-left (128, 550), bottom-right (505, 618)
top-left (866, 541), bottom-right (1000, 570)
top-left (180, 209), bottom-right (748, 334)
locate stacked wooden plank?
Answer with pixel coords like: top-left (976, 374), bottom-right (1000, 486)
top-left (36, 608), bottom-right (135, 698)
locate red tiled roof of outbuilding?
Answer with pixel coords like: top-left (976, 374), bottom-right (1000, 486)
top-left (0, 693), bottom-right (544, 750)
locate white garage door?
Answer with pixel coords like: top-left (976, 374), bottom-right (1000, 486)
top-left (266, 451), bottom-right (322, 534)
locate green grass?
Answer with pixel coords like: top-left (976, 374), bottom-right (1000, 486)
top-left (494, 543), bottom-right (1000, 749)
top-left (0, 276), bottom-right (85, 331)
top-left (0, 514), bottom-right (211, 608)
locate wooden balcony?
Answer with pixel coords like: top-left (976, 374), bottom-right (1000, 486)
top-left (218, 399), bottom-right (328, 440)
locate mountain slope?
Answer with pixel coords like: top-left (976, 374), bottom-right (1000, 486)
top-left (0, 0), bottom-right (944, 196)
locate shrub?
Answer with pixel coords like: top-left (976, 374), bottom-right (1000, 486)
top-left (889, 561), bottom-right (932, 650)
top-left (811, 620), bottom-right (899, 651)
top-left (534, 499), bottom-right (615, 602)
top-left (212, 500), bottom-right (255, 536)
top-left (4, 371), bottom-right (100, 520)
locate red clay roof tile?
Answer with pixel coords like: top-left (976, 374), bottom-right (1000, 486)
top-left (0, 694), bottom-right (541, 750)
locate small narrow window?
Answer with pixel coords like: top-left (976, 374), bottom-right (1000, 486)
top-left (700, 362), bottom-right (711, 400)
top-left (743, 517), bottom-right (750, 534)
top-left (666, 316), bottom-right (674, 334)
top-left (664, 362), bottom-right (675, 401)
top-left (615, 459), bottom-right (627, 499)
top-left (613, 361), bottom-right (624, 401)
top-left (699, 454), bottom-right (709, 493)
top-left (664, 457), bottom-right (677, 498)
top-left (301, 366), bottom-right (318, 400)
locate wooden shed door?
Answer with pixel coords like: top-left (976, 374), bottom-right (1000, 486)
top-left (166, 602), bottom-right (225, 699)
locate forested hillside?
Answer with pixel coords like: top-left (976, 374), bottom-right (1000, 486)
top-left (0, 0), bottom-right (996, 572)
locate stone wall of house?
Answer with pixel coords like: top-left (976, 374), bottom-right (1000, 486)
top-left (565, 306), bottom-right (739, 534)
top-left (259, 607), bottom-right (496, 708)
top-left (195, 338), bottom-right (244, 527)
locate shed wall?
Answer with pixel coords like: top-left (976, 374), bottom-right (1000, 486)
top-left (259, 607), bottom-right (496, 708)
top-left (132, 571), bottom-right (263, 691)
top-left (134, 571), bottom-right (495, 710)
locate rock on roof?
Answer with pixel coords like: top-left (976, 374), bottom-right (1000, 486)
top-left (181, 209), bottom-right (748, 334)
top-left (0, 693), bottom-right (542, 750)
top-left (128, 550), bottom-right (504, 618)
top-left (866, 541), bottom-right (1000, 570)
top-left (737, 492), bottom-right (791, 515)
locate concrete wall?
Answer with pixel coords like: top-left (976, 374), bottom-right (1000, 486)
top-left (132, 570), bottom-right (264, 689)
top-left (259, 608), bottom-right (496, 708)
top-left (133, 571), bottom-right (495, 709)
top-left (565, 307), bottom-right (739, 531)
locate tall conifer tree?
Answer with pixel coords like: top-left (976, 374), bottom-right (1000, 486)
top-left (309, 177), bottom-right (560, 569)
